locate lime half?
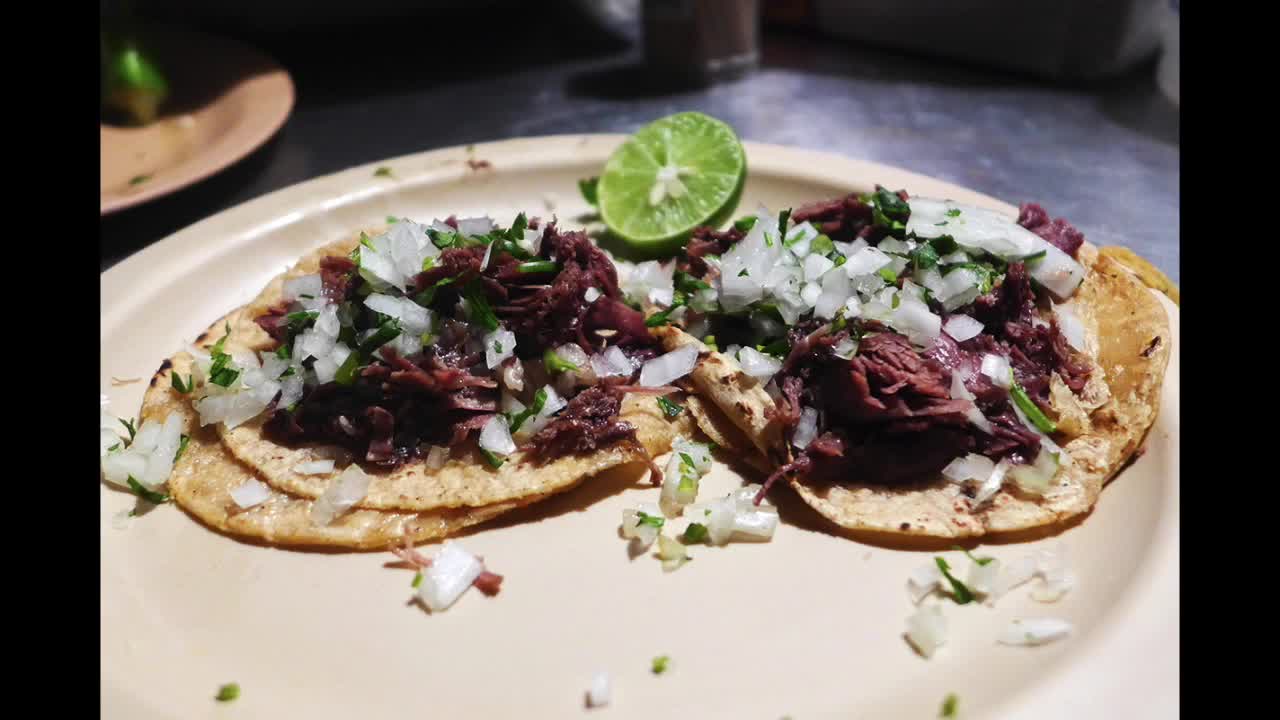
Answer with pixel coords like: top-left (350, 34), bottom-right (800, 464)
top-left (598, 112), bottom-right (746, 255)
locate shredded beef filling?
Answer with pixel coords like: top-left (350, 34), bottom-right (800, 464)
top-left (689, 196), bottom-right (1094, 493)
top-left (258, 221), bottom-right (655, 467)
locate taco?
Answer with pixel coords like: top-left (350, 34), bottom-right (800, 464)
top-left (106, 213), bottom-right (700, 549)
top-left (631, 189), bottom-right (1172, 539)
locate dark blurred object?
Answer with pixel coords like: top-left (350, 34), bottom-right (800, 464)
top-left (643, 0), bottom-right (760, 83)
top-left (101, 27), bottom-right (169, 125)
top-left (764, 0), bottom-right (1166, 80)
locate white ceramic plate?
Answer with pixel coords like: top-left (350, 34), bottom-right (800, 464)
top-left (101, 135), bottom-right (1179, 719)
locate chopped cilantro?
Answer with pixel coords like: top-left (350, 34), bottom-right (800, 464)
top-left (953, 545), bottom-right (995, 566)
top-left (127, 476), bottom-right (171, 505)
top-left (578, 177), bottom-right (599, 206)
top-left (878, 267), bottom-right (898, 283)
top-left (275, 344), bottom-right (291, 360)
top-left (810, 234), bottom-right (835, 257)
top-left (776, 209), bottom-right (792, 247)
top-left (543, 348), bottom-right (580, 374)
top-left (119, 417), bottom-right (137, 444)
top-left (945, 208), bottom-right (961, 218)
top-left (940, 693), bottom-right (958, 718)
top-left (1009, 371), bottom-right (1058, 433)
top-left (635, 511), bottom-right (665, 529)
top-left (479, 448), bottom-right (506, 469)
top-left (333, 350), bottom-right (363, 386)
top-left (128, 174), bottom-right (150, 186)
top-left (386, 215), bottom-right (399, 224)
top-left (681, 522), bottom-right (709, 544)
top-left (508, 388), bottom-right (548, 433)
top-left (651, 655), bottom-right (671, 675)
top-left (411, 572), bottom-right (424, 588)
top-left (911, 243), bottom-right (940, 271)
top-left (517, 260), bottom-right (559, 274)
top-left (358, 318), bottom-right (402, 355)
top-left (463, 283), bottom-right (499, 331)
top-left (757, 338), bottom-right (789, 357)
top-left (215, 683), bottom-right (240, 702)
top-left (737, 268), bottom-right (750, 277)
top-left (171, 373), bottom-right (193, 394)
top-left (733, 216), bottom-right (757, 232)
top-left (934, 557), bottom-right (975, 604)
top-left (175, 435), bottom-right (190, 462)
top-left (373, 166), bottom-right (393, 178)
top-left (673, 270), bottom-right (711, 293)
top-left (494, 341), bottom-right (504, 353)
top-left (657, 396), bottom-right (684, 419)
top-left (359, 232), bottom-right (375, 250)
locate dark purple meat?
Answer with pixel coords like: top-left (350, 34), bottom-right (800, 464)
top-left (528, 386), bottom-right (637, 459)
top-left (1017, 202), bottom-right (1085, 258)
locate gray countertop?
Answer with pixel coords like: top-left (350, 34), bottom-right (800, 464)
top-left (100, 9), bottom-right (1179, 282)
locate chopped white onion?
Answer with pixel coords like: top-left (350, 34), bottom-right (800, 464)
top-left (832, 336), bottom-right (859, 359)
top-left (586, 671), bottom-right (611, 708)
top-left (785, 221), bottom-right (819, 253)
top-left (803, 253), bottom-right (835, 282)
top-left (620, 260), bottom-right (675, 308)
top-left (455, 216), bottom-right (495, 238)
top-left (906, 199), bottom-right (1036, 259)
top-left (364, 294), bottom-right (432, 335)
top-left (997, 618), bottom-right (1074, 646)
top-left (484, 328), bottom-right (517, 370)
top-left (309, 465), bottom-right (371, 525)
top-left (905, 604), bottom-right (948, 659)
top-left (950, 372), bottom-right (993, 434)
top-left (282, 274), bottom-right (323, 302)
top-left (229, 479), bottom-right (271, 509)
top-left (590, 346), bottom-right (633, 379)
top-left (293, 459), bottom-right (335, 475)
top-left (1054, 303), bottom-right (1086, 350)
top-left (278, 376), bottom-right (304, 409)
top-left (791, 407), bottom-right (819, 449)
top-left (417, 541), bottom-right (484, 612)
top-left (834, 237), bottom-right (868, 257)
top-left (842, 246), bottom-right (893, 278)
top-left (500, 359), bottom-right (525, 392)
top-left (974, 459), bottom-right (1013, 505)
top-left (1009, 449), bottom-right (1061, 495)
top-left (735, 346), bottom-right (782, 384)
top-left (908, 563), bottom-right (943, 604)
top-left (426, 445), bottom-right (450, 470)
top-left (518, 226), bottom-right (545, 256)
top-left (479, 239), bottom-right (494, 271)
top-left (942, 453), bottom-right (997, 484)
top-left (688, 484), bottom-right (778, 545)
top-left (1031, 543), bottom-right (1076, 602)
top-left (814, 264), bottom-right (851, 320)
top-left (943, 314), bottom-right (984, 342)
top-left (981, 354), bottom-right (1012, 388)
top-left (639, 344), bottom-right (699, 387)
top-left (984, 554), bottom-right (1040, 606)
top-left (479, 416), bottom-right (517, 457)
top-left (657, 535), bottom-right (690, 572)
top-left (100, 427), bottom-right (121, 457)
top-left (966, 557), bottom-right (1003, 596)
top-left (1027, 240), bottom-right (1086, 299)
top-left (621, 502), bottom-right (662, 549)
top-left (100, 448), bottom-right (148, 489)
top-left (673, 437), bottom-right (714, 473)
top-left (800, 281), bottom-right (823, 307)
top-left (584, 287), bottom-right (601, 303)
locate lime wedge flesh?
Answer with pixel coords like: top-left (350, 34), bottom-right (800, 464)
top-left (598, 112), bottom-right (746, 256)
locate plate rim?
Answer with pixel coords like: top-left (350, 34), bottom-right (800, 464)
top-left (100, 134), bottom-right (1179, 719)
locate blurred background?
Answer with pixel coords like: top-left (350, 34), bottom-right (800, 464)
top-left (100, 0), bottom-right (1179, 280)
